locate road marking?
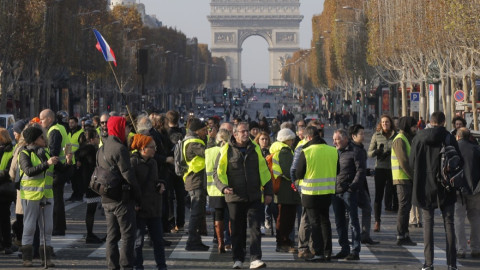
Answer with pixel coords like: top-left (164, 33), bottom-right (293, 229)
top-left (88, 242), bottom-right (110, 258)
top-left (403, 242), bottom-right (462, 267)
top-left (65, 201), bottom-right (84, 211)
top-left (51, 234), bottom-right (83, 252)
top-left (332, 238), bottom-right (379, 263)
top-left (261, 236), bottom-right (295, 261)
top-left (169, 235), bottom-right (213, 260)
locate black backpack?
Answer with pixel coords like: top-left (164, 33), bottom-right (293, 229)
top-left (438, 135), bottom-right (471, 195)
top-left (173, 135), bottom-right (194, 177)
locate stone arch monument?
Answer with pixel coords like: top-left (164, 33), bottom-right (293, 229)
top-left (208, 0), bottom-right (303, 89)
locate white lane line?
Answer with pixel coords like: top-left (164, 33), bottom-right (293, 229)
top-left (65, 201), bottom-right (84, 211)
top-left (51, 234), bottom-right (83, 252)
top-left (403, 242), bottom-right (462, 267)
top-left (332, 238), bottom-right (380, 263)
top-left (261, 236), bottom-right (295, 261)
top-left (169, 235), bottom-right (213, 260)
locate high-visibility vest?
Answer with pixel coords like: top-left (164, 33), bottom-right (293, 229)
top-left (295, 139), bottom-right (307, 150)
top-left (183, 138), bottom-right (206, 181)
top-left (97, 127), bottom-right (104, 148)
top-left (19, 149), bottom-right (54, 200)
top-left (48, 124), bottom-right (69, 164)
top-left (300, 144), bottom-right (337, 195)
top-left (68, 129), bottom-right (83, 153)
top-left (391, 133), bottom-right (411, 180)
top-left (269, 141), bottom-right (292, 179)
top-left (205, 146), bottom-right (223, 197)
top-left (0, 148), bottom-right (13, 170)
top-left (216, 142), bottom-right (271, 188)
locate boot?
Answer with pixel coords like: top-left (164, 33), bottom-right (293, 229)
top-left (39, 246), bottom-right (55, 267)
top-left (374, 221), bottom-right (380, 232)
top-left (215, 221), bottom-right (225, 254)
top-left (21, 244), bottom-right (33, 267)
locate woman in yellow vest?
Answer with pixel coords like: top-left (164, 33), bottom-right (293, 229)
top-left (19, 126), bottom-right (72, 267)
top-left (206, 128), bottom-right (231, 253)
top-left (0, 128), bottom-right (15, 254)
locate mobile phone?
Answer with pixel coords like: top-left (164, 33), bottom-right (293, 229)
top-left (379, 143), bottom-right (384, 150)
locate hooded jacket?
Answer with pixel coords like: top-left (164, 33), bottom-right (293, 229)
top-left (410, 126), bottom-right (460, 210)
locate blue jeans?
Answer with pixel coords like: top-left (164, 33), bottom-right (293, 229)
top-left (134, 216), bottom-right (167, 270)
top-left (332, 191), bottom-right (361, 255)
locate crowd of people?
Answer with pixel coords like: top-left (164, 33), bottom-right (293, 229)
top-left (0, 108), bottom-right (478, 270)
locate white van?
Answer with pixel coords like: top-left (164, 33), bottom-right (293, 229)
top-left (0, 114), bottom-right (15, 129)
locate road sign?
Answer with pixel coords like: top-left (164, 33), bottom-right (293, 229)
top-left (454, 90), bottom-right (464, 102)
top-left (410, 92), bottom-right (419, 112)
top-left (410, 92), bottom-right (419, 102)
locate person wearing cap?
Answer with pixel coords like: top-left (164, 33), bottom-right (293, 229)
top-left (270, 128), bottom-right (301, 253)
top-left (183, 118), bottom-right (209, 251)
top-left (391, 117), bottom-right (418, 246)
top-left (214, 121), bottom-right (273, 269)
top-left (19, 126), bottom-right (72, 267)
top-left (39, 109), bottom-right (71, 236)
top-left (130, 134), bottom-right (167, 270)
top-left (100, 116), bottom-right (141, 270)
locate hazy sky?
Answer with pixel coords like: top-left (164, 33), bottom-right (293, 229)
top-left (139, 0), bottom-right (325, 87)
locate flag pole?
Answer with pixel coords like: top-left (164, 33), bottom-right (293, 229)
top-left (108, 62), bottom-right (138, 133)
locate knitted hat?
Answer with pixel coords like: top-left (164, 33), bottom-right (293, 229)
top-left (189, 118), bottom-right (206, 132)
top-left (249, 121), bottom-right (259, 131)
top-left (131, 134), bottom-right (153, 151)
top-left (23, 126), bottom-right (44, 144)
top-left (276, 128), bottom-right (296, 142)
top-left (13, 119), bottom-right (27, 134)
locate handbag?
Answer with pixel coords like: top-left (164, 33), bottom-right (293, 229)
top-left (89, 147), bottom-right (123, 200)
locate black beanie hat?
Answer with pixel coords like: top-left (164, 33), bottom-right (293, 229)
top-left (249, 121), bottom-right (259, 131)
top-left (23, 126), bottom-right (44, 144)
top-left (189, 118), bottom-right (206, 132)
top-left (13, 119), bottom-right (27, 134)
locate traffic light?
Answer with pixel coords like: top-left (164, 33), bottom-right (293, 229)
top-left (356, 92), bottom-right (361, 103)
top-left (223, 88), bottom-right (228, 97)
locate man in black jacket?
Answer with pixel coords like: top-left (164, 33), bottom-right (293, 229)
top-left (332, 129), bottom-right (364, 260)
top-left (100, 116), bottom-right (141, 270)
top-left (455, 127), bottom-right (480, 258)
top-left (410, 112), bottom-right (459, 270)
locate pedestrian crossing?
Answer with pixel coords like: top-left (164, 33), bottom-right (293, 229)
top-left (403, 242), bottom-right (462, 267)
top-left (170, 236), bottom-right (214, 260)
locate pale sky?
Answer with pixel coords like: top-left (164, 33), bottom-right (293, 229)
top-left (139, 0), bottom-right (325, 87)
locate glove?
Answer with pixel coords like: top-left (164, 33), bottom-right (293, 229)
top-left (374, 148), bottom-right (384, 156)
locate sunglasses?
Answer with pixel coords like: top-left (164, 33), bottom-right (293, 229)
top-left (100, 121), bottom-right (107, 125)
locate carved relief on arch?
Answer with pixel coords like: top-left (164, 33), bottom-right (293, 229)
top-left (215, 32), bottom-right (236, 44)
top-left (238, 29), bottom-right (273, 46)
top-left (276, 32), bottom-right (296, 44)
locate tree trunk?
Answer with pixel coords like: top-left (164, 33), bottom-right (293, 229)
top-left (420, 81), bottom-right (426, 121)
top-left (450, 76), bottom-right (456, 118)
top-left (471, 73), bottom-right (478, 131)
top-left (463, 74), bottom-right (470, 112)
top-left (401, 78), bottom-right (407, 117)
top-left (425, 81), bottom-right (430, 121)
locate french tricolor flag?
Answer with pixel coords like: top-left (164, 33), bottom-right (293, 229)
top-left (93, 29), bottom-right (117, 67)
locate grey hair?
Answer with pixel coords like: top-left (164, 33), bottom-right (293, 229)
top-left (136, 115), bottom-right (152, 133)
top-left (216, 128), bottom-right (231, 144)
top-left (233, 122), bottom-right (249, 133)
top-left (334, 128), bottom-right (349, 139)
top-left (280, 121), bottom-right (295, 133)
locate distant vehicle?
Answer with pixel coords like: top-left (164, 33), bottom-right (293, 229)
top-left (304, 115), bottom-right (325, 129)
top-left (250, 96), bottom-right (258, 101)
top-left (0, 114), bottom-right (15, 129)
top-left (233, 98), bottom-right (244, 106)
top-left (213, 95), bottom-right (224, 107)
top-left (263, 102), bottom-right (271, 109)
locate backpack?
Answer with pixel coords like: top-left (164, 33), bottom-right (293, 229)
top-left (173, 135), bottom-right (193, 177)
top-left (265, 153), bottom-right (281, 194)
top-left (89, 146), bottom-right (123, 201)
top-left (439, 135), bottom-right (471, 195)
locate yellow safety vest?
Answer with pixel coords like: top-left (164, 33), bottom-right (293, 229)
top-left (68, 129), bottom-right (83, 153)
top-left (269, 141), bottom-right (293, 179)
top-left (97, 127), bottom-right (104, 148)
top-left (0, 148), bottom-right (13, 170)
top-left (19, 149), bottom-right (54, 200)
top-left (183, 138), bottom-right (206, 181)
top-left (216, 142), bottom-right (271, 188)
top-left (301, 144), bottom-right (337, 195)
top-left (391, 133), bottom-right (411, 180)
top-left (295, 139), bottom-right (307, 150)
top-left (48, 124), bottom-right (69, 164)
top-left (205, 146), bottom-right (223, 197)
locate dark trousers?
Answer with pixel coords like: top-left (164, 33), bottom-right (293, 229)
top-left (86, 202), bottom-right (98, 235)
top-left (227, 200), bottom-right (263, 262)
top-left (358, 187), bottom-right (372, 240)
top-left (169, 174), bottom-right (186, 228)
top-left (332, 191), bottom-right (361, 254)
top-left (135, 216), bottom-right (166, 270)
top-left (374, 168), bottom-right (397, 222)
top-left (0, 203), bottom-right (12, 248)
top-left (53, 172), bottom-right (67, 233)
top-left (276, 204), bottom-right (297, 247)
top-left (423, 205), bottom-right (456, 267)
top-left (305, 195), bottom-right (332, 257)
top-left (104, 201), bottom-right (136, 270)
top-left (187, 188), bottom-right (206, 246)
top-left (396, 183), bottom-right (412, 238)
top-left (70, 167), bottom-right (84, 199)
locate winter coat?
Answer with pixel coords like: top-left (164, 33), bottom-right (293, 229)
top-left (336, 141), bottom-right (366, 194)
top-left (75, 144), bottom-right (99, 199)
top-left (270, 142), bottom-right (300, 205)
top-left (130, 152), bottom-right (164, 218)
top-left (368, 129), bottom-right (397, 169)
top-left (457, 139), bottom-right (480, 195)
top-left (184, 131), bottom-right (206, 191)
top-left (410, 126), bottom-right (458, 210)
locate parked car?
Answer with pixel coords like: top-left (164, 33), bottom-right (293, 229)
top-left (263, 102), bottom-right (271, 109)
top-left (0, 114), bottom-right (15, 141)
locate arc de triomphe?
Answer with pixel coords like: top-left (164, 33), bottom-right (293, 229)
top-left (208, 0), bottom-right (303, 89)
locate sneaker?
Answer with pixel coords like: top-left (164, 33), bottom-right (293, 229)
top-left (297, 250), bottom-right (314, 259)
top-left (396, 237), bottom-right (417, 246)
top-left (332, 251), bottom-right (349, 259)
top-left (225, 244), bottom-right (232, 252)
top-left (86, 234), bottom-right (103, 244)
top-left (345, 253), bottom-right (360, 260)
top-left (306, 255), bottom-right (325, 262)
top-left (232, 260), bottom-right (243, 269)
top-left (264, 219), bottom-right (271, 229)
top-left (185, 243), bottom-right (210, 251)
top-left (422, 264), bottom-right (434, 270)
top-left (288, 246), bottom-right (297, 253)
top-left (249, 259), bottom-right (266, 269)
top-left (170, 226), bottom-right (184, 233)
top-left (275, 245), bottom-right (290, 253)
top-left (260, 226), bottom-right (266, 235)
top-left (361, 237), bottom-right (380, 245)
